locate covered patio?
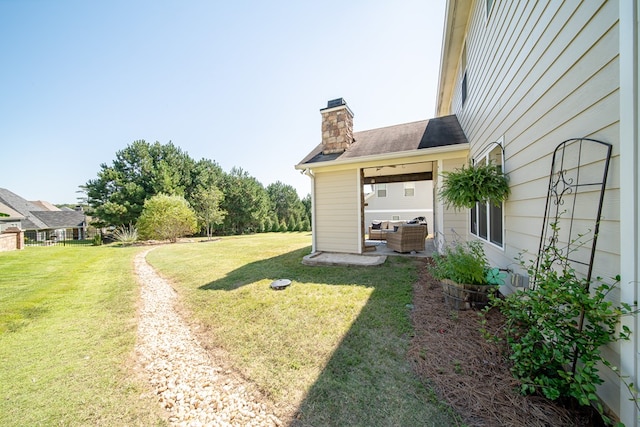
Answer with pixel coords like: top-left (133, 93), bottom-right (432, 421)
top-left (295, 99), bottom-right (470, 257)
top-left (364, 237), bottom-right (435, 258)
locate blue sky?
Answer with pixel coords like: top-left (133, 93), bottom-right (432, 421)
top-left (0, 0), bottom-right (446, 204)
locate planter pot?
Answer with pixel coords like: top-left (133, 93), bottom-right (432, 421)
top-left (441, 279), bottom-right (496, 310)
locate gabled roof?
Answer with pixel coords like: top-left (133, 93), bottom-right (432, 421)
top-left (0, 188), bottom-right (48, 229)
top-left (30, 200), bottom-right (61, 211)
top-left (0, 201), bottom-right (24, 220)
top-left (297, 114), bottom-right (468, 167)
top-left (31, 210), bottom-right (85, 229)
top-left (0, 188), bottom-right (85, 230)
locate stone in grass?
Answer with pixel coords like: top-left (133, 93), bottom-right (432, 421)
top-left (270, 279), bottom-right (291, 290)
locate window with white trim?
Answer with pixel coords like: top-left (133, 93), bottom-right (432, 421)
top-left (403, 182), bottom-right (415, 197)
top-left (461, 43), bottom-right (468, 106)
top-left (470, 142), bottom-right (504, 247)
top-left (377, 184), bottom-right (387, 198)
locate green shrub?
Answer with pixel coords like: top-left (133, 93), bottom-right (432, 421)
top-left (485, 231), bottom-right (638, 424)
top-left (92, 234), bottom-right (103, 246)
top-left (137, 194), bottom-right (198, 242)
top-left (430, 240), bottom-right (488, 285)
top-left (112, 225), bottom-right (138, 245)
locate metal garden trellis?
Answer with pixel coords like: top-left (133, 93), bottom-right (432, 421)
top-left (535, 137), bottom-right (613, 377)
top-left (535, 137), bottom-right (612, 290)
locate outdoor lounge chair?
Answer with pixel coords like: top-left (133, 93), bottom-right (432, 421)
top-left (386, 224), bottom-right (428, 253)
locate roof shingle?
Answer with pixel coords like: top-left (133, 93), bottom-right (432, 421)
top-left (0, 188), bottom-right (85, 230)
top-left (298, 114), bottom-right (468, 166)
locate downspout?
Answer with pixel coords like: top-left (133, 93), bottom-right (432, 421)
top-left (619, 0), bottom-right (639, 424)
top-left (303, 168), bottom-right (317, 253)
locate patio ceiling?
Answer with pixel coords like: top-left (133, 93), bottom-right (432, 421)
top-left (362, 161), bottom-right (433, 184)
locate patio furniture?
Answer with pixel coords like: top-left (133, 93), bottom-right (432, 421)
top-left (368, 220), bottom-right (406, 240)
top-left (386, 224), bottom-right (428, 253)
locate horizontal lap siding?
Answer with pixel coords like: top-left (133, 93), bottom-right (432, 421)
top-left (314, 170), bottom-right (359, 253)
top-left (439, 158), bottom-right (469, 243)
top-left (455, 0), bottom-right (621, 414)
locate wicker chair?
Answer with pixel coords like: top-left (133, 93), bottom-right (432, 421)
top-left (386, 224), bottom-right (428, 253)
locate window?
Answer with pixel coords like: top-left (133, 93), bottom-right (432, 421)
top-left (404, 182), bottom-right (415, 197)
top-left (377, 184), bottom-right (387, 198)
top-left (470, 142), bottom-right (504, 247)
top-left (486, 0), bottom-right (494, 16)
top-left (461, 44), bottom-right (468, 106)
top-left (462, 72), bottom-right (468, 106)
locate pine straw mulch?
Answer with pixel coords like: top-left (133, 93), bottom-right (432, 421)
top-left (408, 259), bottom-right (605, 427)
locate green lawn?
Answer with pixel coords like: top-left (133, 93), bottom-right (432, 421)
top-left (0, 245), bottom-right (165, 426)
top-left (147, 233), bottom-right (458, 426)
top-left (0, 233), bottom-right (457, 426)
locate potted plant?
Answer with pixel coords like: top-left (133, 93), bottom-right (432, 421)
top-left (429, 240), bottom-right (505, 310)
top-left (439, 162), bottom-right (510, 210)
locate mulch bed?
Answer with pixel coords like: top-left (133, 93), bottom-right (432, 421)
top-left (408, 259), bottom-right (606, 427)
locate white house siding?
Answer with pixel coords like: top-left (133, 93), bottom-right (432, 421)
top-left (434, 157), bottom-right (469, 248)
top-left (313, 169), bottom-right (360, 254)
top-left (446, 0), bottom-right (623, 417)
top-left (364, 181), bottom-right (434, 232)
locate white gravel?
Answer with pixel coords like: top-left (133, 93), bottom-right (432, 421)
top-left (134, 249), bottom-right (282, 427)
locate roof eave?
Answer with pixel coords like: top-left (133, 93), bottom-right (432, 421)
top-left (295, 142), bottom-right (470, 171)
top-left (435, 0), bottom-right (473, 116)
top-left (0, 215), bottom-right (25, 221)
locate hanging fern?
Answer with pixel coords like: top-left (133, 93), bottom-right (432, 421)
top-left (439, 162), bottom-right (510, 210)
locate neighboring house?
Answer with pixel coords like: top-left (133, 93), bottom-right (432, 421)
top-left (363, 181), bottom-right (434, 234)
top-left (0, 188), bottom-right (88, 243)
top-left (296, 0), bottom-right (639, 422)
top-left (295, 100), bottom-right (469, 254)
top-left (435, 0), bottom-right (638, 423)
top-left (0, 201), bottom-right (25, 232)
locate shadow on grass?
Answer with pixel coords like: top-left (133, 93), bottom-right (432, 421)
top-left (197, 247), bottom-right (458, 426)
top-left (199, 247), bottom-right (382, 290)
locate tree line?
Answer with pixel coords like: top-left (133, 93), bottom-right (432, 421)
top-left (82, 140), bottom-right (310, 238)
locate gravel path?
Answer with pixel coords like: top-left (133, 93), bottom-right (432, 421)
top-left (134, 249), bottom-right (282, 427)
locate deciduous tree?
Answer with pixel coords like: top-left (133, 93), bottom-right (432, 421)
top-left (191, 186), bottom-right (226, 239)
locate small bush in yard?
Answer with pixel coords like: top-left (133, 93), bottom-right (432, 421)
top-left (112, 224), bottom-right (138, 245)
top-left (137, 194), bottom-right (198, 242)
top-left (485, 231), bottom-right (638, 425)
top-left (92, 234), bottom-right (103, 246)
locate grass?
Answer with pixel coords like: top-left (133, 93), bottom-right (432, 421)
top-left (147, 232), bottom-right (457, 426)
top-left (0, 233), bottom-right (458, 426)
top-left (0, 245), bottom-right (165, 426)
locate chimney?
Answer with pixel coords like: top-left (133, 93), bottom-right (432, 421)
top-left (320, 98), bottom-right (354, 155)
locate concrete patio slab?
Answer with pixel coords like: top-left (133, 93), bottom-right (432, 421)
top-left (302, 252), bottom-right (387, 267)
top-left (301, 239), bottom-right (435, 267)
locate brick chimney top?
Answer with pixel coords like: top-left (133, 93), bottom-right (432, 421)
top-left (320, 98), bottom-right (354, 155)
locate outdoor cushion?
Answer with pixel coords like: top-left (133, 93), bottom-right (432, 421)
top-left (386, 224), bottom-right (428, 253)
